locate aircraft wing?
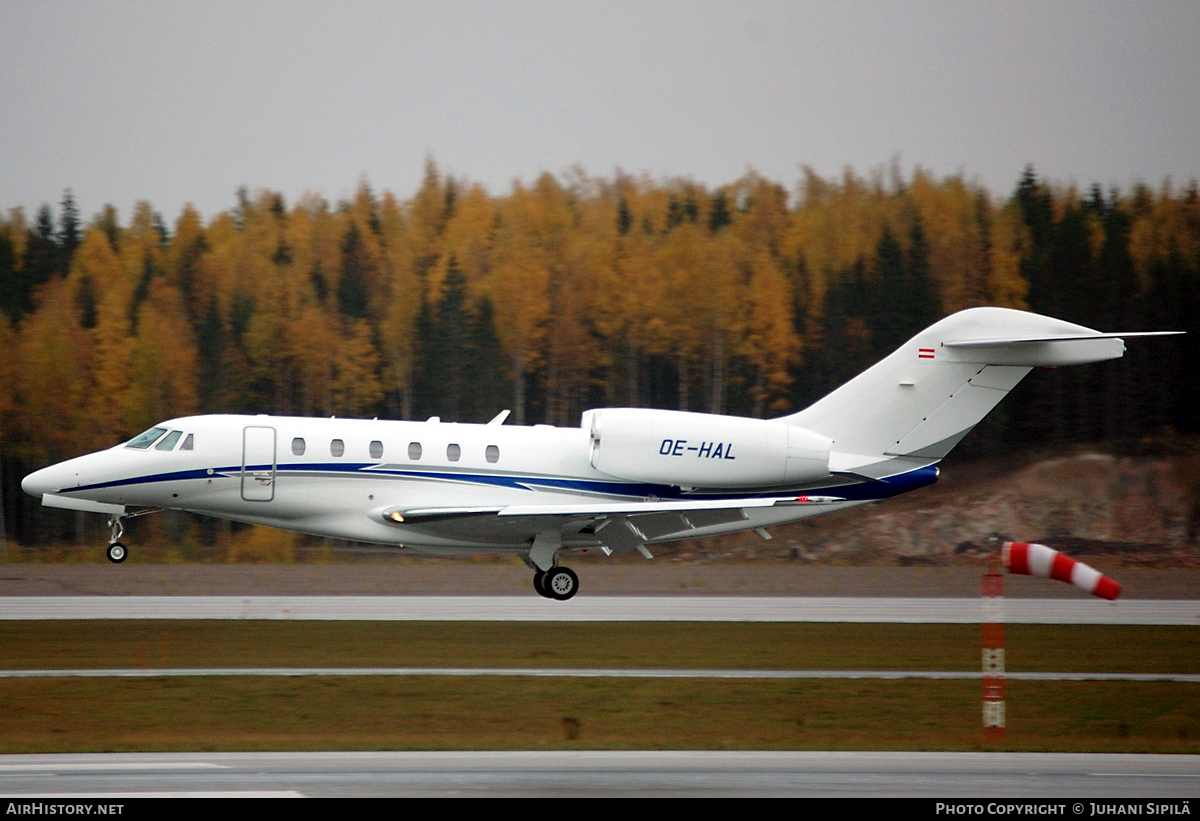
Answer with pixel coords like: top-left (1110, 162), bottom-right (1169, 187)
top-left (378, 495), bottom-right (845, 554)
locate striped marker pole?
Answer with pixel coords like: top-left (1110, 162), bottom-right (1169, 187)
top-left (982, 570), bottom-right (1005, 742)
top-left (1002, 541), bottom-right (1121, 600)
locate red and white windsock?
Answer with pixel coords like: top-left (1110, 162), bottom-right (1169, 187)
top-left (1001, 541), bottom-right (1121, 600)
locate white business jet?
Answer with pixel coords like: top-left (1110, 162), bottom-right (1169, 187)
top-left (21, 307), bottom-right (1179, 600)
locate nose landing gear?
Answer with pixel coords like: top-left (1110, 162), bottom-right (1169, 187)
top-left (104, 507), bottom-right (160, 564)
top-left (106, 515), bottom-right (127, 564)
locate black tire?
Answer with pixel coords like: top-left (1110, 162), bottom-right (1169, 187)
top-left (533, 569), bottom-right (554, 598)
top-left (107, 543), bottom-right (127, 564)
top-left (544, 567), bottom-right (579, 601)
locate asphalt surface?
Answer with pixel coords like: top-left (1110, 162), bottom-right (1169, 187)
top-left (1, 751), bottom-right (1197, 797)
top-left (1, 594), bottom-right (1196, 623)
top-left (2, 564), bottom-right (1196, 598)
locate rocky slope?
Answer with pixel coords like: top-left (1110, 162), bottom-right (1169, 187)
top-left (663, 450), bottom-right (1200, 567)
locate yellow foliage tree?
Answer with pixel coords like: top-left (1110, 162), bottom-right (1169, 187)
top-left (125, 280), bottom-right (199, 433)
top-left (16, 281), bottom-right (93, 461)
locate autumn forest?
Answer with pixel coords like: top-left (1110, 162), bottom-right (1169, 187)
top-left (2, 162), bottom-right (1198, 546)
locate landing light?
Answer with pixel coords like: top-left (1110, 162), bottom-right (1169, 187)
top-left (389, 511), bottom-right (405, 523)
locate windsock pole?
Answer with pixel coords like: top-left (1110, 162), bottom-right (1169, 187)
top-left (1002, 541), bottom-right (1121, 600)
top-left (982, 569), bottom-right (1005, 742)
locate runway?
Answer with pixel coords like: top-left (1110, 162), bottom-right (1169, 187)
top-left (3, 667), bottom-right (1199, 681)
top-left (1, 751), bottom-right (1197, 797)
top-left (2, 595), bottom-right (1196, 623)
top-left (3, 593), bottom-right (1194, 797)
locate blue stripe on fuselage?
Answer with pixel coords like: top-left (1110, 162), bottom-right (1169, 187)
top-left (62, 462), bottom-right (939, 504)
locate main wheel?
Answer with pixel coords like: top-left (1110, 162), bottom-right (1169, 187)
top-left (533, 569), bottom-right (554, 599)
top-left (543, 567), bottom-right (579, 601)
top-left (107, 542), bottom-right (127, 564)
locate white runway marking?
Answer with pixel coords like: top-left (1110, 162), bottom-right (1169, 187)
top-left (1, 752), bottom-right (1197, 797)
top-left (0, 762), bottom-right (225, 771)
top-left (0, 791), bottom-right (302, 798)
top-left (2, 667), bottom-right (1198, 681)
top-left (2, 596), bottom-right (1196, 624)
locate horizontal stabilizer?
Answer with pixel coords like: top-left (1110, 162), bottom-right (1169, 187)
top-left (944, 331), bottom-right (1182, 348)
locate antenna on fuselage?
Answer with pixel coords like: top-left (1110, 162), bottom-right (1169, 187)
top-left (488, 410), bottom-right (511, 426)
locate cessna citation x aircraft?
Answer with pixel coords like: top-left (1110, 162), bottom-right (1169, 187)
top-left (22, 307), bottom-right (1179, 600)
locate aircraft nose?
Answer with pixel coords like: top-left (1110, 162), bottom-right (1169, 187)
top-left (21, 466), bottom-right (56, 498)
top-left (21, 459), bottom-right (81, 498)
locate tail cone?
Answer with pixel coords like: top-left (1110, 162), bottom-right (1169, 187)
top-left (1001, 541), bottom-right (1121, 600)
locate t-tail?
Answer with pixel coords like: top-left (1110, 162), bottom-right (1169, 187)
top-left (779, 307), bottom-right (1180, 480)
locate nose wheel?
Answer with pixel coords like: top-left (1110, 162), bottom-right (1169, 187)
top-left (106, 542), bottom-right (127, 563)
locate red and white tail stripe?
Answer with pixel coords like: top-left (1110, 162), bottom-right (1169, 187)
top-left (918, 348), bottom-right (936, 359)
top-left (1001, 541), bottom-right (1121, 600)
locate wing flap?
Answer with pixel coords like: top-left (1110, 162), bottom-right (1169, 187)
top-left (388, 495), bottom-right (842, 522)
top-left (377, 496), bottom-right (843, 549)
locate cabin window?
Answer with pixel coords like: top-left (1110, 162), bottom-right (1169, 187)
top-left (155, 430), bottom-right (183, 451)
top-left (369, 440), bottom-right (384, 459)
top-left (408, 442), bottom-right (422, 460)
top-left (180, 434), bottom-right (194, 451)
top-left (486, 445), bottom-right (500, 463)
top-left (292, 437), bottom-right (306, 456)
top-left (447, 443), bottom-right (461, 462)
top-left (125, 427), bottom-right (167, 449)
top-left (330, 439), bottom-right (345, 457)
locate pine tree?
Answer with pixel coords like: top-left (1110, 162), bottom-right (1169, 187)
top-left (904, 215), bottom-right (940, 329)
top-left (337, 222), bottom-right (369, 319)
top-left (58, 190), bottom-right (81, 270)
top-left (22, 205), bottom-right (60, 306)
top-left (0, 228), bottom-right (18, 324)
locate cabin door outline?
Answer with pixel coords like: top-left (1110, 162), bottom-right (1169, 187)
top-left (241, 426), bottom-right (276, 501)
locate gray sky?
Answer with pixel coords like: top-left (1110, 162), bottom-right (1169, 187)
top-left (3, 0), bottom-right (1198, 224)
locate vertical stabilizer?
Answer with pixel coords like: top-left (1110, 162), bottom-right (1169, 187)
top-left (780, 308), bottom-right (1129, 468)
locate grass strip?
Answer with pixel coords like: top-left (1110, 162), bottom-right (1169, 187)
top-left (1, 622), bottom-right (1196, 674)
top-left (0, 676), bottom-right (1196, 754)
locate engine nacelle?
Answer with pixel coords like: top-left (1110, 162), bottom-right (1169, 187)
top-left (581, 408), bottom-right (832, 488)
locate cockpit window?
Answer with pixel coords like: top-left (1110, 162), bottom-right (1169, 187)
top-left (180, 434), bottom-right (194, 451)
top-left (125, 427), bottom-right (167, 449)
top-left (155, 430), bottom-right (184, 451)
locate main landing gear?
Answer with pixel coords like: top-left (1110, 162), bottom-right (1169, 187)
top-left (104, 508), bottom-right (160, 564)
top-left (529, 531), bottom-right (579, 601)
top-left (533, 566), bottom-right (579, 601)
